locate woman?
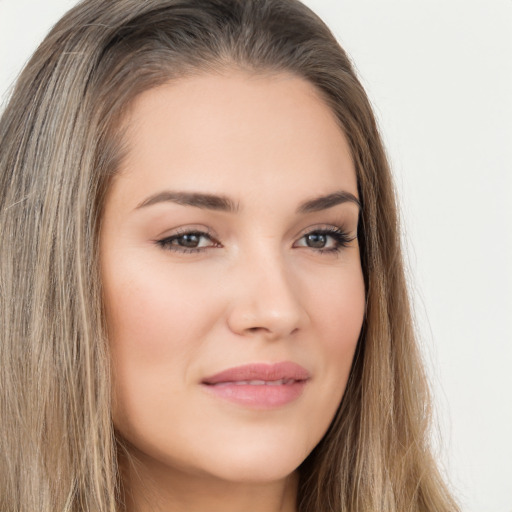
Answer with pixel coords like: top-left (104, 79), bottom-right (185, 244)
top-left (0, 0), bottom-right (459, 511)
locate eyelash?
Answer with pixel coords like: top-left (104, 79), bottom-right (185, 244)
top-left (296, 226), bottom-right (355, 254)
top-left (156, 228), bottom-right (220, 254)
top-left (156, 226), bottom-right (355, 255)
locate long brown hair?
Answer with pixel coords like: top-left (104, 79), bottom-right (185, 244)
top-left (0, 1), bottom-right (458, 510)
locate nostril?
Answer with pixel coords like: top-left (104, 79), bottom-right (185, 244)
top-left (247, 326), bottom-right (267, 333)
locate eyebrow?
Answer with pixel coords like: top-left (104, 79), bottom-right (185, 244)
top-left (135, 189), bottom-right (360, 213)
top-left (136, 191), bottom-right (239, 212)
top-left (296, 191), bottom-right (361, 214)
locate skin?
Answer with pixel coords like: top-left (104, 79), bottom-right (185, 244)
top-left (100, 71), bottom-right (366, 512)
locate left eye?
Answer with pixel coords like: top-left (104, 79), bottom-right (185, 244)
top-left (294, 229), bottom-right (352, 251)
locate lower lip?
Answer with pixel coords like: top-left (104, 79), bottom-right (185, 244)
top-left (202, 380), bottom-right (308, 409)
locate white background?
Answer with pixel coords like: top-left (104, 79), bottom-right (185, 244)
top-left (1, 1), bottom-right (510, 511)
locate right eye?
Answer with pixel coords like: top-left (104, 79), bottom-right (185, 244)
top-left (156, 230), bottom-right (220, 253)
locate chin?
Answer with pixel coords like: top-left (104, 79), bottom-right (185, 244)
top-left (211, 457), bottom-right (300, 484)
top-left (191, 433), bottom-right (311, 484)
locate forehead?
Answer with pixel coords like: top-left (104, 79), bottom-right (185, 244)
top-left (115, 70), bottom-right (358, 207)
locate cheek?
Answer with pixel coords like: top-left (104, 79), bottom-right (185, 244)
top-left (104, 254), bottom-right (222, 354)
top-left (305, 263), bottom-right (365, 398)
top-left (307, 259), bottom-right (365, 340)
top-left (330, 275), bottom-right (365, 355)
top-left (102, 259), bottom-right (222, 428)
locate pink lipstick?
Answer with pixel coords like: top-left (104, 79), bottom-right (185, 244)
top-left (201, 362), bottom-right (310, 409)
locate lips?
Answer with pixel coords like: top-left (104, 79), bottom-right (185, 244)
top-left (201, 362), bottom-right (310, 408)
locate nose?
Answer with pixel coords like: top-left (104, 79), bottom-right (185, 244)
top-left (226, 251), bottom-right (308, 340)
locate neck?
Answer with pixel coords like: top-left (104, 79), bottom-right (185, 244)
top-left (119, 450), bottom-right (299, 512)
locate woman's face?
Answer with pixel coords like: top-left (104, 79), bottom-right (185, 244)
top-left (100, 71), bottom-right (365, 485)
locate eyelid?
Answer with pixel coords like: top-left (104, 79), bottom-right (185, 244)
top-left (155, 224), bottom-right (217, 240)
top-left (294, 223), bottom-right (355, 241)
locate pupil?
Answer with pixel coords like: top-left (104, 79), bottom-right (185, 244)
top-left (179, 234), bottom-right (200, 248)
top-left (306, 233), bottom-right (326, 248)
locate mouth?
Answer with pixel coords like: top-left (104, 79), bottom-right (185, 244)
top-left (201, 362), bottom-right (310, 409)
top-left (211, 378), bottom-right (299, 386)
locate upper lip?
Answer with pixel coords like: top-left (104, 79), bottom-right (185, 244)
top-left (202, 362), bottom-right (310, 385)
